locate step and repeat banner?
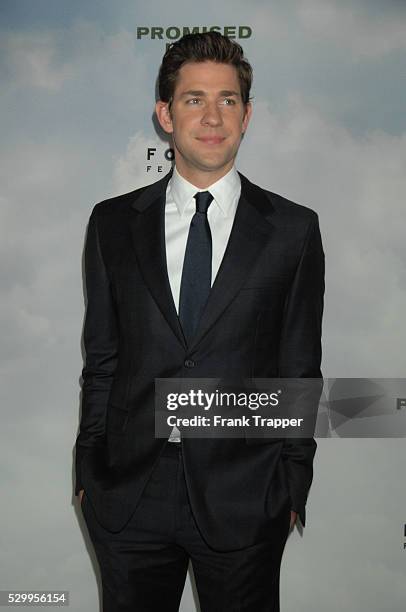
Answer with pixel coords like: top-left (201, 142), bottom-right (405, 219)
top-left (1, 1), bottom-right (405, 610)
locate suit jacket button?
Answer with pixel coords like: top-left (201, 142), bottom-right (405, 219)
top-left (184, 359), bottom-right (195, 368)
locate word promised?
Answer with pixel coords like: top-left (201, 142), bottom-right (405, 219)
top-left (136, 26), bottom-right (252, 42)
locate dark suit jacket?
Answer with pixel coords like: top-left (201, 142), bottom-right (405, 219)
top-left (75, 169), bottom-right (325, 551)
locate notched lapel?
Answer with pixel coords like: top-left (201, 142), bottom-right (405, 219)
top-left (129, 171), bottom-right (186, 349)
top-left (191, 175), bottom-right (276, 348)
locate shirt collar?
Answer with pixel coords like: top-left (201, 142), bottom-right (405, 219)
top-left (169, 165), bottom-right (241, 218)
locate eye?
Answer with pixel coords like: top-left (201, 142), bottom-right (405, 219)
top-left (221, 98), bottom-right (236, 106)
top-left (187, 98), bottom-right (201, 105)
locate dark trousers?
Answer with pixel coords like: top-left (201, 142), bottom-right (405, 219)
top-left (82, 442), bottom-right (291, 612)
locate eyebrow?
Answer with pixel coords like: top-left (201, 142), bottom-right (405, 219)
top-left (180, 89), bottom-right (241, 98)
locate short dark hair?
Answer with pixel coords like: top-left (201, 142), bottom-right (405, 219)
top-left (158, 32), bottom-right (253, 106)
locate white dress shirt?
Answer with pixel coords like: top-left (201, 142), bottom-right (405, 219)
top-left (165, 164), bottom-right (241, 441)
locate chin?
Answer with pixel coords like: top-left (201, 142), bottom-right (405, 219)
top-left (196, 155), bottom-right (232, 170)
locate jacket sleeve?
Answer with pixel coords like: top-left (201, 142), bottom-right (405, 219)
top-left (74, 208), bottom-right (119, 495)
top-left (278, 213), bottom-right (325, 525)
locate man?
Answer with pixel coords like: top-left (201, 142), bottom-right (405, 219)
top-left (75, 31), bottom-right (324, 612)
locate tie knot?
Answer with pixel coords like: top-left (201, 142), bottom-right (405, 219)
top-left (194, 191), bottom-right (213, 214)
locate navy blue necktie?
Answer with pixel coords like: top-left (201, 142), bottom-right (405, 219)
top-left (179, 191), bottom-right (214, 345)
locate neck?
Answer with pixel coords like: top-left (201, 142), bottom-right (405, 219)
top-left (174, 162), bottom-right (233, 189)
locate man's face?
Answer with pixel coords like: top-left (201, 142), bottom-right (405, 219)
top-left (156, 61), bottom-right (252, 185)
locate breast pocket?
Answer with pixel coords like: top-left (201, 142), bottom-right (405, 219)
top-left (240, 274), bottom-right (289, 290)
top-left (236, 282), bottom-right (287, 318)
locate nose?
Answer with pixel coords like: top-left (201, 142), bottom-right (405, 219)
top-left (200, 101), bottom-right (223, 127)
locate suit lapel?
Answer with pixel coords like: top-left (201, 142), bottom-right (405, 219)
top-left (191, 173), bottom-right (275, 347)
top-left (129, 170), bottom-right (275, 351)
top-left (129, 170), bottom-right (187, 349)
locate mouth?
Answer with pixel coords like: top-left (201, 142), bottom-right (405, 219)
top-left (196, 136), bottom-right (226, 145)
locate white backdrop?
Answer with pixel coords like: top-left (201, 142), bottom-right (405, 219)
top-left (1, 1), bottom-right (405, 610)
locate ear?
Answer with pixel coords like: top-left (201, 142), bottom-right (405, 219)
top-left (155, 101), bottom-right (173, 134)
top-left (241, 101), bottom-right (252, 134)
